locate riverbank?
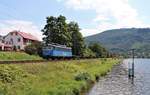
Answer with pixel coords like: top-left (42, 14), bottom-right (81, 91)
top-left (0, 58), bottom-right (120, 95)
top-left (87, 63), bottom-right (128, 95)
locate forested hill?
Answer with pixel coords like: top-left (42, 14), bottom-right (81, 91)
top-left (85, 28), bottom-right (150, 57)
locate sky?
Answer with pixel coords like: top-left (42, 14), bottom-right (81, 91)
top-left (0, 0), bottom-right (150, 40)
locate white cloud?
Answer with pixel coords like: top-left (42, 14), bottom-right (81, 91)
top-left (58, 0), bottom-right (150, 36)
top-left (81, 28), bottom-right (100, 37)
top-left (0, 20), bottom-right (43, 41)
top-left (93, 15), bottom-right (109, 22)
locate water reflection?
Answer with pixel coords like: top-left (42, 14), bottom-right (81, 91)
top-left (129, 77), bottom-right (134, 85)
top-left (88, 59), bottom-right (150, 95)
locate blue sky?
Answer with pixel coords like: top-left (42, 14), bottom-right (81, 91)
top-left (0, 0), bottom-right (150, 40)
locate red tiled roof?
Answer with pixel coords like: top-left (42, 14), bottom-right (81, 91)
top-left (11, 31), bottom-right (39, 41)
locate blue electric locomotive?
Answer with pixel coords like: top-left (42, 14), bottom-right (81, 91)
top-left (42, 44), bottom-right (72, 59)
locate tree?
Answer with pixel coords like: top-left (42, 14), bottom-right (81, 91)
top-left (68, 22), bottom-right (85, 56)
top-left (42, 15), bottom-right (86, 57)
top-left (88, 43), bottom-right (108, 58)
top-left (42, 15), bottom-right (71, 46)
top-left (82, 47), bottom-right (96, 58)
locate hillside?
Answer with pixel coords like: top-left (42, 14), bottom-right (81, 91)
top-left (85, 28), bottom-right (150, 57)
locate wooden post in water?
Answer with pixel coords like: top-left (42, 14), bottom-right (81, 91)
top-left (132, 49), bottom-right (135, 78)
top-left (128, 49), bottom-right (135, 78)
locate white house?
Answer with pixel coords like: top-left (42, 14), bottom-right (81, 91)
top-left (0, 36), bottom-right (4, 50)
top-left (3, 30), bottom-right (39, 50)
top-left (0, 36), bottom-right (12, 51)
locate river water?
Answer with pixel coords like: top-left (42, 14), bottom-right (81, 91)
top-left (87, 59), bottom-right (150, 95)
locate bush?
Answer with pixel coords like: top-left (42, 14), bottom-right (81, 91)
top-left (0, 65), bottom-right (30, 95)
top-left (88, 43), bottom-right (108, 58)
top-left (82, 48), bottom-right (96, 58)
top-left (0, 65), bottom-right (28, 83)
top-left (74, 72), bottom-right (91, 81)
top-left (25, 42), bottom-right (42, 56)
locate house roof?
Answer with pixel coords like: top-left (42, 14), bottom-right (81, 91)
top-left (11, 31), bottom-right (39, 41)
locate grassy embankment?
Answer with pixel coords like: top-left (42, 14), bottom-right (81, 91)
top-left (0, 52), bottom-right (42, 61)
top-left (0, 58), bottom-right (120, 95)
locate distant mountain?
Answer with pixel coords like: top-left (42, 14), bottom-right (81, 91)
top-left (85, 28), bottom-right (150, 57)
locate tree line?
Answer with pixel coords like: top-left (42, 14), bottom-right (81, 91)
top-left (25, 15), bottom-right (111, 58)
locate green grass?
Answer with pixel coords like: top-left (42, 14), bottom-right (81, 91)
top-left (0, 52), bottom-right (42, 61)
top-left (0, 58), bottom-right (120, 95)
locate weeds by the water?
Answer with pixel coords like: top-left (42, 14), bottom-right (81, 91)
top-left (0, 59), bottom-right (120, 95)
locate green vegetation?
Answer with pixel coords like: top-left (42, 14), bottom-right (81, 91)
top-left (82, 48), bottom-right (96, 58)
top-left (68, 22), bottom-right (85, 56)
top-left (88, 43), bottom-right (108, 58)
top-left (0, 59), bottom-right (120, 95)
top-left (42, 15), bottom-right (72, 47)
top-left (41, 15), bottom-right (110, 58)
top-left (0, 52), bottom-right (42, 61)
top-left (42, 15), bottom-right (85, 57)
top-left (24, 42), bottom-right (43, 56)
top-left (85, 28), bottom-right (150, 58)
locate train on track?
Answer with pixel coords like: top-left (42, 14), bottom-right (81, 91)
top-left (42, 43), bottom-right (73, 59)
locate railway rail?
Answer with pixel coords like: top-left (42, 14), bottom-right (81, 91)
top-left (0, 60), bottom-right (49, 64)
top-left (0, 57), bottom-right (106, 64)
top-left (0, 58), bottom-right (81, 64)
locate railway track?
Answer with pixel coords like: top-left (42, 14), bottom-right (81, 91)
top-left (0, 60), bottom-right (49, 64)
top-left (0, 58), bottom-right (101, 64)
top-left (0, 58), bottom-right (80, 64)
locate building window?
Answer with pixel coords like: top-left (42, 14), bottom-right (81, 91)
top-left (2, 40), bottom-right (4, 43)
top-left (18, 46), bottom-right (20, 49)
top-left (13, 46), bottom-right (17, 50)
top-left (11, 32), bottom-right (13, 35)
top-left (10, 38), bottom-right (13, 44)
top-left (15, 32), bottom-right (18, 35)
top-left (18, 38), bottom-right (21, 42)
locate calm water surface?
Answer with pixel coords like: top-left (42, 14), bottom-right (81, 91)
top-left (88, 59), bottom-right (150, 95)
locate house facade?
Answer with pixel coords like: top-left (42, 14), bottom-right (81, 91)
top-left (2, 30), bottom-right (39, 51)
top-left (0, 36), bottom-right (12, 51)
top-left (0, 36), bottom-right (4, 50)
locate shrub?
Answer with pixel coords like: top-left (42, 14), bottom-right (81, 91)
top-left (24, 42), bottom-right (43, 56)
top-left (82, 48), bottom-right (96, 58)
top-left (88, 43), bottom-right (108, 58)
top-left (0, 65), bottom-right (28, 83)
top-left (74, 72), bottom-right (91, 81)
